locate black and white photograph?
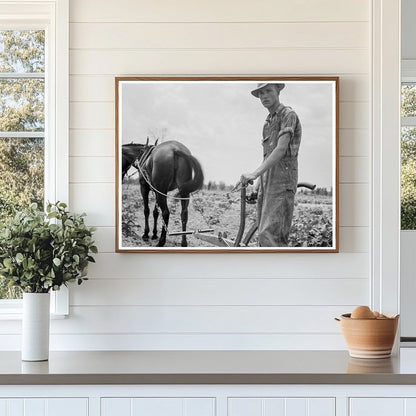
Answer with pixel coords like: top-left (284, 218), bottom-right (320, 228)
top-left (116, 77), bottom-right (339, 252)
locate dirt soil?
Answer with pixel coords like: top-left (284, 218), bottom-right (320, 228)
top-left (121, 184), bottom-right (333, 248)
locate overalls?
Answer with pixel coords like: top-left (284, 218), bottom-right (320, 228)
top-left (257, 104), bottom-right (302, 247)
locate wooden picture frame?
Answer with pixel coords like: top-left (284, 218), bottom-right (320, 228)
top-left (115, 76), bottom-right (339, 253)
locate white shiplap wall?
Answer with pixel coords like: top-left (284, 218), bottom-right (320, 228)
top-left (51, 0), bottom-right (371, 350)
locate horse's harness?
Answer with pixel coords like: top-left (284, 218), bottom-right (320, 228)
top-left (132, 144), bottom-right (155, 175)
top-left (129, 144), bottom-right (196, 235)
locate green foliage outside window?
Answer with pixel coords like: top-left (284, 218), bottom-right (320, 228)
top-left (401, 131), bottom-right (416, 229)
top-left (402, 84), bottom-right (416, 118)
top-left (401, 83), bottom-right (416, 230)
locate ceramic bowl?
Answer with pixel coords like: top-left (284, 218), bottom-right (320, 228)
top-left (337, 313), bottom-right (399, 359)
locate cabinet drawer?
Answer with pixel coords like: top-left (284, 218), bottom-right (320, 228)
top-left (101, 397), bottom-right (215, 416)
top-left (0, 398), bottom-right (88, 416)
top-left (350, 398), bottom-right (416, 416)
top-left (228, 397), bottom-right (335, 416)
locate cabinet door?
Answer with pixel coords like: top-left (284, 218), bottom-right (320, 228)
top-left (0, 398), bottom-right (88, 416)
top-left (101, 398), bottom-right (215, 416)
top-left (228, 398), bottom-right (335, 416)
top-left (350, 398), bottom-right (416, 416)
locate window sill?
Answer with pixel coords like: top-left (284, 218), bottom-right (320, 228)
top-left (0, 312), bottom-right (68, 321)
top-left (0, 286), bottom-right (69, 319)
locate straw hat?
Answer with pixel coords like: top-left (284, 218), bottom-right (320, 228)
top-left (251, 83), bottom-right (285, 97)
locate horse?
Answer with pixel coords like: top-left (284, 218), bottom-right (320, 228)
top-left (121, 142), bottom-right (149, 180)
top-left (139, 140), bottom-right (204, 247)
top-left (121, 140), bottom-right (160, 240)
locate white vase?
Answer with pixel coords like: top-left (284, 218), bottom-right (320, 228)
top-left (22, 292), bottom-right (50, 361)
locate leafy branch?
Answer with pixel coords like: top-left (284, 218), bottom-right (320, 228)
top-left (0, 202), bottom-right (97, 294)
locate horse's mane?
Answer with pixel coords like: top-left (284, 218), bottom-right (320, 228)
top-left (124, 141), bottom-right (143, 147)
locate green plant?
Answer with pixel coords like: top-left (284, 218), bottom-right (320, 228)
top-left (0, 202), bottom-right (97, 293)
top-left (401, 159), bottom-right (416, 230)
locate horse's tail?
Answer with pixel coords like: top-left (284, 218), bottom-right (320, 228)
top-left (175, 150), bottom-right (204, 195)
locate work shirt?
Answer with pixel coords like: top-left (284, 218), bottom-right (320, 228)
top-left (257, 103), bottom-right (302, 247)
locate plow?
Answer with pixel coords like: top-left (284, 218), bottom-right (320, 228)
top-left (168, 182), bottom-right (316, 248)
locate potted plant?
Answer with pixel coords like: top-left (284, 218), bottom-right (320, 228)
top-left (0, 202), bottom-right (97, 361)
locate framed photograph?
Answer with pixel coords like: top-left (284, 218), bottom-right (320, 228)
top-left (115, 76), bottom-right (339, 253)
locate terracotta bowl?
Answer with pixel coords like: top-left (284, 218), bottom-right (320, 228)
top-left (337, 313), bottom-right (399, 359)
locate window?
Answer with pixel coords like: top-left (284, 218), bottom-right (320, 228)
top-left (0, 29), bottom-right (45, 299)
top-left (401, 65), bottom-right (416, 230)
top-left (0, 0), bottom-right (69, 314)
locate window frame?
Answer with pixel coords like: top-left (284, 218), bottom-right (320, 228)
top-left (371, 0), bottom-right (401, 319)
top-left (0, 0), bottom-right (69, 316)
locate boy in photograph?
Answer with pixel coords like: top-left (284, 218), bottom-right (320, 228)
top-left (240, 83), bottom-right (302, 247)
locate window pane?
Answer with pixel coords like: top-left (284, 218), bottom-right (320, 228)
top-left (0, 30), bottom-right (45, 73)
top-left (0, 137), bottom-right (44, 217)
top-left (401, 126), bottom-right (416, 230)
top-left (402, 84), bottom-right (416, 117)
top-left (0, 79), bottom-right (44, 131)
top-left (402, 127), bottom-right (416, 163)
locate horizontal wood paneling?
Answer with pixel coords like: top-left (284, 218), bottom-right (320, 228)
top-left (86, 252), bottom-right (369, 279)
top-left (0, 307), bottom-right (356, 335)
top-left (339, 227), bottom-right (369, 252)
top-left (50, 306), bottom-right (356, 334)
top-left (70, 103), bottom-right (114, 129)
top-left (70, 49), bottom-right (369, 76)
top-left (339, 129), bottom-right (369, 157)
top-left (69, 130), bottom-right (115, 157)
top-left (70, 183), bottom-right (114, 226)
top-left (70, 22), bottom-right (368, 50)
top-left (339, 76), bottom-right (369, 102)
top-left (91, 227), bottom-right (115, 253)
top-left (70, 278), bottom-right (367, 306)
top-left (69, 0), bottom-right (369, 23)
top-left (69, 75), bottom-right (369, 103)
top-left (70, 76), bottom-right (115, 102)
top-left (339, 183), bottom-right (369, 227)
top-left (339, 102), bottom-right (369, 129)
top-left (69, 157), bottom-right (114, 183)
top-left (0, 332), bottom-right (347, 350)
top-left (339, 157), bottom-right (369, 183)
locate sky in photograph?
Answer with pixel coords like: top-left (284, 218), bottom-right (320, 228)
top-left (120, 80), bottom-right (336, 189)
